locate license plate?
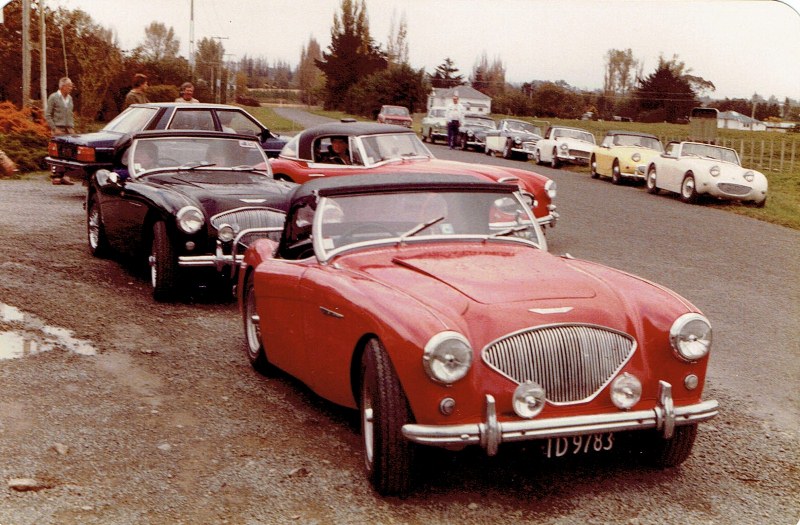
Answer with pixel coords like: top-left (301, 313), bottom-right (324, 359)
top-left (543, 433), bottom-right (614, 458)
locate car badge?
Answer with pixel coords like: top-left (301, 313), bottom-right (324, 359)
top-left (529, 307), bottom-right (573, 314)
top-left (240, 198), bottom-right (266, 203)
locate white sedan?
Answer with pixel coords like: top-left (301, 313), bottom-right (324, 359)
top-left (534, 126), bottom-right (596, 168)
top-left (645, 141), bottom-right (768, 206)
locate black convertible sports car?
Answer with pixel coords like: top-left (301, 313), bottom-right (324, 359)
top-left (86, 130), bottom-right (295, 301)
top-left (47, 102), bottom-right (288, 182)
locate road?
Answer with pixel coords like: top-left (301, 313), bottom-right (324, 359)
top-left (0, 108), bottom-right (797, 524)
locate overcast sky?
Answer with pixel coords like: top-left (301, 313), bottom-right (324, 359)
top-left (51, 0), bottom-right (800, 101)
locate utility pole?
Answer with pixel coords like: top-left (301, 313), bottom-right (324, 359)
top-left (189, 0), bottom-right (194, 75)
top-left (21, 0), bottom-right (31, 107)
top-left (40, 0), bottom-right (47, 112)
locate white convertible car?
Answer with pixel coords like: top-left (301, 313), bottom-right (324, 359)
top-left (534, 126), bottom-right (596, 168)
top-left (645, 141), bottom-right (768, 207)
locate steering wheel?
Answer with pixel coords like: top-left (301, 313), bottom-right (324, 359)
top-left (338, 222), bottom-right (396, 245)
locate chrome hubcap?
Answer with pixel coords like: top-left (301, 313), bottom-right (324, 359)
top-left (362, 384), bottom-right (374, 469)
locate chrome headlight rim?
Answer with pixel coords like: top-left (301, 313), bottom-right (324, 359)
top-left (743, 170), bottom-right (755, 182)
top-left (176, 206), bottom-right (204, 234)
top-left (545, 179), bottom-right (557, 199)
top-left (217, 223), bottom-right (235, 243)
top-left (631, 152), bottom-right (641, 162)
top-left (710, 165), bottom-right (721, 177)
top-left (423, 331), bottom-right (473, 384)
top-left (670, 313), bottom-right (712, 362)
top-left (559, 142), bottom-right (569, 152)
top-left (610, 372), bottom-right (642, 410)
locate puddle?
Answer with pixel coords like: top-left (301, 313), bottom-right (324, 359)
top-left (0, 302), bottom-right (97, 360)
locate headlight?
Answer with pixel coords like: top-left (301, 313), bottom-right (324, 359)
top-left (610, 373), bottom-right (642, 410)
top-left (467, 131), bottom-right (474, 137)
top-left (632, 153), bottom-right (641, 162)
top-left (217, 223), bottom-right (235, 242)
top-left (670, 313), bottom-right (712, 361)
top-left (176, 206), bottom-right (204, 234)
top-left (710, 165), bottom-right (721, 177)
top-left (545, 179), bottom-right (557, 199)
top-left (559, 143), bottom-right (568, 152)
top-left (514, 137), bottom-right (521, 145)
top-left (423, 331), bottom-right (472, 384)
top-left (743, 171), bottom-right (755, 182)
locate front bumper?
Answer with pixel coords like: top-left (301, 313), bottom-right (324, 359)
top-left (537, 209), bottom-right (558, 228)
top-left (402, 380), bottom-right (718, 456)
top-left (176, 227), bottom-right (282, 274)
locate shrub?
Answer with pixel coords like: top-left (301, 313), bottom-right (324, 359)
top-left (236, 95), bottom-right (261, 107)
top-left (0, 102), bottom-right (50, 174)
top-left (0, 101), bottom-right (50, 137)
top-left (146, 84), bottom-right (180, 103)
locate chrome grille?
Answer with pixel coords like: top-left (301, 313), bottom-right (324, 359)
top-left (717, 183), bottom-right (751, 196)
top-left (482, 324), bottom-right (636, 404)
top-left (211, 207), bottom-right (285, 232)
top-left (568, 149), bottom-right (592, 160)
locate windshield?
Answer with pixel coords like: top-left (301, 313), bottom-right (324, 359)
top-left (681, 143), bottom-right (740, 164)
top-left (129, 137), bottom-right (270, 177)
top-left (314, 189), bottom-right (543, 260)
top-left (507, 120), bottom-right (541, 135)
top-left (464, 116), bottom-right (496, 128)
top-left (554, 129), bottom-right (595, 143)
top-left (612, 134), bottom-right (664, 151)
top-left (104, 107), bottom-right (158, 133)
top-left (358, 132), bottom-right (432, 165)
top-left (383, 106), bottom-right (409, 116)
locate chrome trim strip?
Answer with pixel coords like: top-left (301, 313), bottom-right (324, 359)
top-left (319, 307), bottom-right (344, 319)
top-left (402, 387), bottom-right (718, 456)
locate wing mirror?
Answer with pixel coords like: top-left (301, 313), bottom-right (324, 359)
top-left (96, 169), bottom-right (121, 187)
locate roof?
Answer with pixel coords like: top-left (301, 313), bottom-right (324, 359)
top-left (431, 86), bottom-right (492, 100)
top-left (289, 173), bottom-right (518, 205)
top-left (129, 102), bottom-right (243, 110)
top-left (718, 111), bottom-right (763, 125)
top-left (295, 122), bottom-right (414, 159)
top-left (112, 129), bottom-right (260, 153)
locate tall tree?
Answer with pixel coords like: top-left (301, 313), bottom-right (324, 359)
top-left (315, 0), bottom-right (387, 110)
top-left (386, 10), bottom-right (409, 67)
top-left (603, 48), bottom-right (640, 98)
top-left (195, 37), bottom-right (225, 100)
top-left (139, 22), bottom-right (179, 62)
top-left (297, 37), bottom-right (325, 105)
top-left (634, 55), bottom-right (700, 123)
top-left (430, 57), bottom-right (464, 88)
top-left (471, 52), bottom-right (505, 98)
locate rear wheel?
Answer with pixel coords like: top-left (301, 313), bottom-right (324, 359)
top-left (589, 155), bottom-right (600, 178)
top-left (611, 159), bottom-right (622, 185)
top-left (150, 221), bottom-right (178, 301)
top-left (680, 173), bottom-right (699, 204)
top-left (646, 166), bottom-right (659, 194)
top-left (87, 196), bottom-right (110, 257)
top-left (360, 338), bottom-right (414, 496)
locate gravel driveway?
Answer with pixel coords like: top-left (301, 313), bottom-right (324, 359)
top-left (0, 114), bottom-right (798, 524)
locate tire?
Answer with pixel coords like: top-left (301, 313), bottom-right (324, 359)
top-left (647, 424), bottom-right (698, 468)
top-left (150, 221), bottom-right (178, 301)
top-left (590, 155), bottom-right (600, 178)
top-left (534, 148), bottom-right (543, 165)
top-left (611, 159), bottom-right (622, 185)
top-left (755, 196), bottom-right (767, 208)
top-left (484, 144), bottom-right (491, 156)
top-left (502, 139), bottom-right (513, 159)
top-left (460, 135), bottom-right (468, 151)
top-left (428, 130), bottom-right (435, 144)
top-left (243, 272), bottom-right (272, 374)
top-left (646, 166), bottom-right (659, 194)
top-left (680, 173), bottom-right (699, 204)
top-left (87, 196), bottom-right (110, 258)
top-left (420, 130), bottom-right (427, 143)
top-left (550, 148), bottom-right (561, 169)
top-left (360, 338), bottom-right (414, 496)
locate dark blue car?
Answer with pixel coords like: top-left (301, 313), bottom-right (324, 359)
top-left (46, 102), bottom-right (288, 182)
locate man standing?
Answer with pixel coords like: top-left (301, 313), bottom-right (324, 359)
top-left (445, 93), bottom-right (464, 149)
top-left (45, 77), bottom-right (76, 185)
top-left (175, 82), bottom-right (199, 103)
top-left (124, 73), bottom-right (150, 109)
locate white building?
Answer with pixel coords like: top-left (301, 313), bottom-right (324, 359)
top-left (427, 86), bottom-right (492, 114)
top-left (718, 111), bottom-right (767, 131)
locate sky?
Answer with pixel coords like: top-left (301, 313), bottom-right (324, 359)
top-left (49, 0), bottom-right (800, 102)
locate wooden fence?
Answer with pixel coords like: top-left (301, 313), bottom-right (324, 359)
top-left (660, 136), bottom-right (799, 173)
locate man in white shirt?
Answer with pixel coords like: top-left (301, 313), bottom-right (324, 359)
top-left (445, 94), bottom-right (464, 149)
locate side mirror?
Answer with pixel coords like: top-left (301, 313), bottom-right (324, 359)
top-left (260, 128), bottom-right (273, 142)
top-left (96, 169), bottom-right (120, 187)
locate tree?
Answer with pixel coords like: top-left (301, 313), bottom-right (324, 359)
top-left (532, 82), bottom-right (583, 118)
top-left (603, 48), bottom-right (640, 99)
top-left (471, 52), bottom-right (505, 98)
top-left (430, 57), bottom-right (464, 88)
top-left (634, 55), bottom-right (700, 123)
top-left (386, 10), bottom-right (409, 67)
top-left (139, 22), bottom-right (179, 62)
top-left (345, 62), bottom-right (427, 117)
top-left (315, 0), bottom-right (387, 110)
top-left (195, 37), bottom-right (225, 100)
top-left (297, 37), bottom-right (325, 105)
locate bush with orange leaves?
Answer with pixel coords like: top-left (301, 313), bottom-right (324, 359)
top-left (0, 101), bottom-right (50, 175)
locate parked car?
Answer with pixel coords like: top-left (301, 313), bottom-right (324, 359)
top-left (645, 141), bottom-right (768, 206)
top-left (420, 106), bottom-right (447, 143)
top-left (455, 113), bottom-right (496, 151)
top-left (269, 122), bottom-right (558, 228)
top-left (238, 173), bottom-right (719, 496)
top-left (534, 126), bottom-right (596, 168)
top-left (86, 130), bottom-right (295, 301)
top-left (485, 119), bottom-right (546, 159)
top-left (591, 130), bottom-right (664, 184)
top-left (376, 105), bottom-right (412, 127)
top-left (47, 102), bottom-right (288, 182)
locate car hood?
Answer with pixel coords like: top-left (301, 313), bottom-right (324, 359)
top-left (55, 129), bottom-right (124, 147)
top-left (145, 171), bottom-right (293, 213)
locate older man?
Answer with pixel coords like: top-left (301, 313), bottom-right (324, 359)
top-left (46, 77), bottom-right (76, 185)
top-left (445, 93), bottom-right (464, 149)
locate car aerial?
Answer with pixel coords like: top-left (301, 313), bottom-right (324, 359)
top-left (455, 113), bottom-right (497, 151)
top-left (269, 121), bottom-right (558, 229)
top-left (420, 106), bottom-right (447, 144)
top-left (238, 173), bottom-right (719, 496)
top-left (86, 130), bottom-right (295, 301)
top-left (590, 130), bottom-right (664, 185)
top-left (534, 126), bottom-right (597, 168)
top-left (376, 105), bottom-right (412, 127)
top-left (484, 118), bottom-right (546, 160)
top-left (46, 102), bottom-right (288, 182)
top-left (645, 141), bottom-right (768, 206)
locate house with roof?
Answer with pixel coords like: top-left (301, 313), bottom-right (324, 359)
top-left (718, 111), bottom-right (767, 131)
top-left (428, 86), bottom-right (492, 114)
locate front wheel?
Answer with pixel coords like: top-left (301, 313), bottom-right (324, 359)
top-left (502, 140), bottom-right (513, 159)
top-left (243, 272), bottom-right (273, 374)
top-left (150, 221), bottom-right (178, 301)
top-left (87, 196), bottom-right (110, 257)
top-left (646, 166), bottom-right (659, 194)
top-left (611, 159), bottom-right (622, 185)
top-left (589, 156), bottom-right (599, 178)
top-left (361, 338), bottom-right (414, 496)
top-left (680, 173), bottom-right (699, 204)
top-left (534, 148), bottom-right (543, 165)
top-left (646, 424), bottom-right (698, 468)
top-left (550, 148), bottom-right (561, 169)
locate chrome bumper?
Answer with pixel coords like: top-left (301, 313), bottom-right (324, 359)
top-left (402, 380), bottom-right (719, 456)
top-left (176, 226), bottom-right (282, 273)
top-left (537, 209), bottom-right (559, 228)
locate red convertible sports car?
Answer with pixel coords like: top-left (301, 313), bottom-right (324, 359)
top-left (238, 173), bottom-right (718, 496)
top-left (269, 122), bottom-right (558, 229)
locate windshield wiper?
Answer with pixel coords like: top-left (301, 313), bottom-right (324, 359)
top-left (399, 215), bottom-right (445, 241)
top-left (490, 225), bottom-right (529, 238)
